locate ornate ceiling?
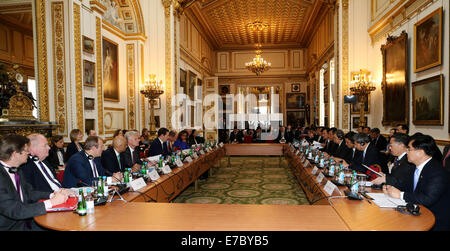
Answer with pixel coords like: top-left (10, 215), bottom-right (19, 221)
top-left (187, 0), bottom-right (327, 50)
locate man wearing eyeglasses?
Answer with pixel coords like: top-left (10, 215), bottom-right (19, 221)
top-left (372, 133), bottom-right (415, 188)
top-left (383, 134), bottom-right (450, 231)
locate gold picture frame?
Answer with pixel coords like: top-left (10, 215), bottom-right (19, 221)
top-left (82, 35), bottom-right (94, 54)
top-left (381, 31), bottom-right (409, 126)
top-left (102, 37), bottom-right (120, 102)
top-left (412, 74), bottom-right (444, 125)
top-left (413, 7), bottom-right (442, 73)
top-left (83, 60), bottom-right (95, 87)
top-left (351, 95), bottom-right (370, 114)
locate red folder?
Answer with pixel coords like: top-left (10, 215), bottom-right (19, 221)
top-left (39, 197), bottom-right (78, 212)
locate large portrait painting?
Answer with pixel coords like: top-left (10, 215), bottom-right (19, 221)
top-left (102, 37), bottom-right (119, 102)
top-left (381, 31), bottom-right (408, 126)
top-left (412, 74), bottom-right (443, 125)
top-left (414, 8), bottom-right (442, 73)
top-left (286, 93), bottom-right (306, 109)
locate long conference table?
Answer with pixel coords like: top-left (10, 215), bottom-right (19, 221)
top-left (35, 144), bottom-right (435, 231)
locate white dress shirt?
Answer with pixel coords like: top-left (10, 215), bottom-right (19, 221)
top-left (34, 161), bottom-right (61, 192)
top-left (56, 150), bottom-right (64, 166)
top-left (85, 153), bottom-right (99, 178)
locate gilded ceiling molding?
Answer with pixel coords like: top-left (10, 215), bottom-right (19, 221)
top-left (341, 0), bottom-right (349, 130)
top-left (96, 16), bottom-right (104, 135)
top-left (127, 43), bottom-right (136, 129)
top-left (73, 3), bottom-right (84, 131)
top-left (163, 0), bottom-right (173, 129)
top-left (51, 2), bottom-right (67, 135)
top-left (35, 0), bottom-right (49, 122)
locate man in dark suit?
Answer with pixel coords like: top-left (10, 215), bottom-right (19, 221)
top-left (148, 128), bottom-right (170, 157)
top-left (384, 134), bottom-right (450, 230)
top-left (342, 133), bottom-right (387, 174)
top-left (330, 130), bottom-right (352, 161)
top-left (320, 128), bottom-right (337, 155)
top-left (275, 126), bottom-right (291, 143)
top-left (122, 130), bottom-right (144, 172)
top-left (0, 134), bottom-right (71, 231)
top-left (21, 134), bottom-right (62, 193)
top-left (63, 136), bottom-right (120, 188)
top-left (229, 129), bottom-right (244, 143)
top-left (372, 133), bottom-right (415, 188)
top-left (101, 135), bottom-right (127, 175)
top-left (370, 128), bottom-right (388, 152)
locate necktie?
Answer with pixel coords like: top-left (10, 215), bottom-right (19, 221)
top-left (117, 154), bottom-right (121, 170)
top-left (38, 162), bottom-right (62, 188)
top-left (443, 150), bottom-right (450, 167)
top-left (91, 160), bottom-right (99, 178)
top-left (393, 157), bottom-right (399, 168)
top-left (413, 168), bottom-right (420, 191)
top-left (14, 172), bottom-right (22, 200)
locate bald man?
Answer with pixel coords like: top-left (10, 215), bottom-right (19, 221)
top-left (21, 134), bottom-right (71, 194)
top-left (101, 136), bottom-right (127, 175)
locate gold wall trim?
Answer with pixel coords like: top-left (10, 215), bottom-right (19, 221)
top-left (127, 43), bottom-right (136, 129)
top-left (74, 3), bottom-right (83, 131)
top-left (35, 0), bottom-right (49, 122)
top-left (102, 20), bottom-right (147, 42)
top-left (96, 16), bottom-right (104, 135)
top-left (341, 0), bottom-right (349, 130)
top-left (141, 43), bottom-right (145, 130)
top-left (368, 0), bottom-right (434, 43)
top-left (51, 2), bottom-right (67, 135)
top-left (163, 0), bottom-right (173, 129)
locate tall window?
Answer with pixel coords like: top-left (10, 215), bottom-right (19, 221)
top-left (27, 77), bottom-right (38, 118)
top-left (319, 69), bottom-right (325, 126)
top-left (329, 59), bottom-right (335, 127)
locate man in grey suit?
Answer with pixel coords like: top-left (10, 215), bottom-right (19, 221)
top-left (0, 134), bottom-right (72, 231)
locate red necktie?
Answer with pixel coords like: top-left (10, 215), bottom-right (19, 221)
top-left (444, 150), bottom-right (450, 166)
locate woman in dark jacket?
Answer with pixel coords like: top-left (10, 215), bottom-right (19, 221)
top-left (65, 129), bottom-right (84, 162)
top-left (46, 135), bottom-right (66, 171)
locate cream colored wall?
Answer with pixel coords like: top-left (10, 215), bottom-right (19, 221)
top-left (348, 0), bottom-right (450, 143)
top-left (140, 0), bottom-right (166, 130)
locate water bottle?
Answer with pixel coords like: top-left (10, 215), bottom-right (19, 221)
top-left (85, 188), bottom-right (95, 214)
top-left (124, 169), bottom-right (129, 183)
top-left (329, 164), bottom-right (335, 176)
top-left (338, 169), bottom-right (345, 184)
top-left (98, 176), bottom-right (104, 197)
top-left (351, 172), bottom-right (359, 193)
top-left (102, 176), bottom-right (109, 196)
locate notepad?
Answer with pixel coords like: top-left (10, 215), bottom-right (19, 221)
top-left (40, 197), bottom-right (78, 212)
top-left (366, 193), bottom-right (407, 208)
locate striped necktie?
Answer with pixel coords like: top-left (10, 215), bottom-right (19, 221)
top-left (38, 162), bottom-right (62, 188)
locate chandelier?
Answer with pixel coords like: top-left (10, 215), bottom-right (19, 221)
top-left (349, 69), bottom-right (376, 127)
top-left (141, 74), bottom-right (164, 100)
top-left (245, 49), bottom-right (271, 76)
top-left (349, 69), bottom-right (376, 95)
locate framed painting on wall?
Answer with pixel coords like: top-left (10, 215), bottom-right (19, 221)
top-left (286, 93), bottom-right (306, 109)
top-left (412, 74), bottom-right (444, 125)
top-left (351, 94), bottom-right (370, 114)
top-left (414, 7), bottom-right (442, 73)
top-left (381, 31), bottom-right (409, 126)
top-left (83, 60), bottom-right (95, 87)
top-left (84, 98), bottom-right (95, 110)
top-left (82, 36), bottom-right (94, 54)
top-left (102, 37), bottom-right (119, 102)
top-left (352, 116), bottom-right (368, 129)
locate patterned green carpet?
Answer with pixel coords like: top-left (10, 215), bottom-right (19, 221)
top-left (173, 157), bottom-right (310, 205)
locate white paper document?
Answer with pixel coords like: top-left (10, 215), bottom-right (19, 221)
top-left (366, 193), bottom-right (407, 208)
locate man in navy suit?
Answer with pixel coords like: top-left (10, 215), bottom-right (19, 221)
top-left (384, 134), bottom-right (450, 231)
top-left (342, 133), bottom-right (387, 174)
top-left (101, 135), bottom-right (127, 175)
top-left (62, 136), bottom-right (121, 188)
top-left (21, 134), bottom-right (63, 193)
top-left (148, 128), bottom-right (170, 157)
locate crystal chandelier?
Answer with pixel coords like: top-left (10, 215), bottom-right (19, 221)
top-left (245, 47), bottom-right (271, 76)
top-left (349, 69), bottom-right (376, 127)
